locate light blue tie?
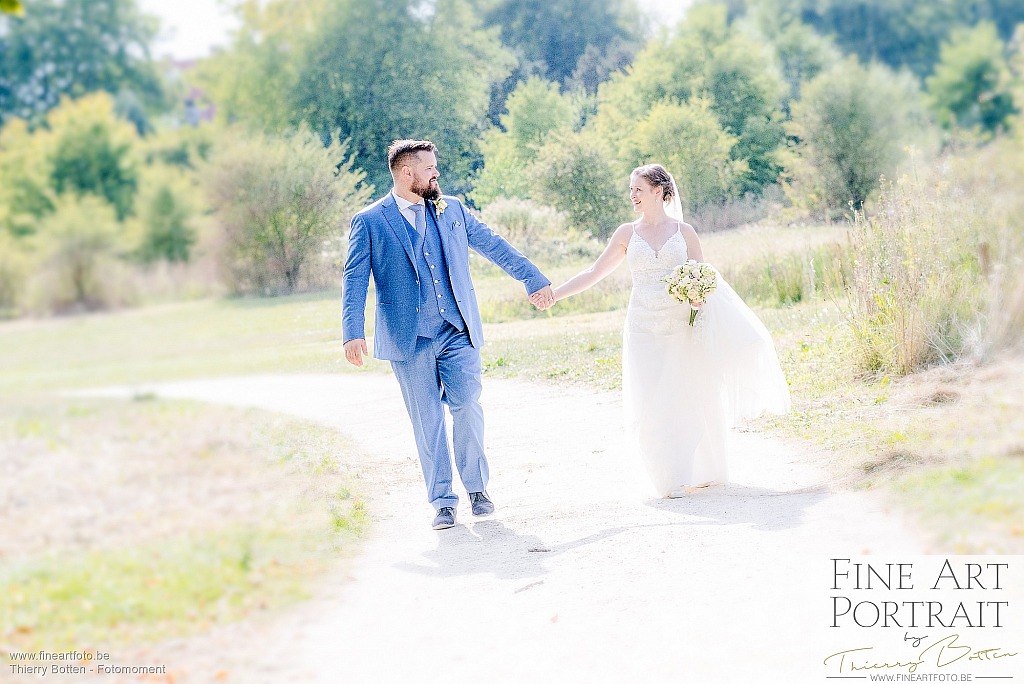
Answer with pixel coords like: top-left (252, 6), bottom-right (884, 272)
top-left (409, 203), bottom-right (426, 239)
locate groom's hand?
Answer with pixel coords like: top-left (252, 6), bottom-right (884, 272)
top-left (529, 285), bottom-right (555, 310)
top-left (343, 338), bottom-right (368, 367)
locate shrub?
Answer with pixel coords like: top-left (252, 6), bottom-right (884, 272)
top-left (0, 118), bottom-right (56, 237)
top-left (471, 77), bottom-right (578, 207)
top-left (0, 231), bottom-right (29, 317)
top-left (205, 127), bottom-right (371, 296)
top-left (47, 94), bottom-right (140, 221)
top-left (478, 198), bottom-right (568, 245)
top-left (686, 185), bottom-right (786, 233)
top-left (785, 58), bottom-right (925, 219)
top-left (477, 197), bottom-right (600, 261)
top-left (956, 135), bottom-right (1024, 356)
top-left (619, 99), bottom-right (747, 215)
top-left (926, 22), bottom-right (1017, 137)
top-left (132, 165), bottom-right (199, 264)
top-left (527, 130), bottom-right (629, 239)
top-left (26, 195), bottom-right (131, 313)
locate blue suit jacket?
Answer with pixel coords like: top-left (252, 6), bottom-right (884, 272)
top-left (342, 192), bottom-right (550, 361)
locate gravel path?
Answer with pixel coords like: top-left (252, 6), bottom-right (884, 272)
top-left (83, 372), bottom-right (925, 682)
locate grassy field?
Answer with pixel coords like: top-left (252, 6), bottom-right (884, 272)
top-left (0, 396), bottom-right (367, 654)
top-left (0, 222), bottom-right (845, 395)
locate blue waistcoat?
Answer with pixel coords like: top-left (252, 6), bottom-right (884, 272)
top-left (414, 206), bottom-right (466, 338)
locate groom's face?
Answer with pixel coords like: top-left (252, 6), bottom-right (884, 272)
top-left (409, 151), bottom-right (441, 201)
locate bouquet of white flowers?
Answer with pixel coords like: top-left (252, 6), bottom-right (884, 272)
top-left (663, 260), bottom-right (719, 325)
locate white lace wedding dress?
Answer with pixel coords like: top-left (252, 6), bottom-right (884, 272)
top-left (623, 226), bottom-right (791, 496)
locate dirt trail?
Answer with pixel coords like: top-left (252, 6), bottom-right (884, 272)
top-left (83, 372), bottom-right (925, 682)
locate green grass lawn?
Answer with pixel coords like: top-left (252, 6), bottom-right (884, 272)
top-left (0, 291), bottom-right (358, 395)
top-left (0, 397), bottom-right (367, 653)
top-left (0, 223), bottom-right (842, 395)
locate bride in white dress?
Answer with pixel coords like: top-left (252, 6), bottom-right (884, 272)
top-left (550, 164), bottom-right (790, 497)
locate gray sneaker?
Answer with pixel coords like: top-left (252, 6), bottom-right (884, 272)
top-left (469, 491), bottom-right (494, 516)
top-left (432, 507), bottom-right (456, 530)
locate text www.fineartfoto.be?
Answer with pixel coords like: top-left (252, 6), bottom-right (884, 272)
top-left (861, 674), bottom-right (1002, 681)
top-left (8, 650), bottom-right (166, 676)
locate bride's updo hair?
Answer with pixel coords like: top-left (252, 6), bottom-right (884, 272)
top-left (632, 164), bottom-right (674, 203)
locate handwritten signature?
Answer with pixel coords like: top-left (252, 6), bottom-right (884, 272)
top-left (824, 634), bottom-right (1018, 674)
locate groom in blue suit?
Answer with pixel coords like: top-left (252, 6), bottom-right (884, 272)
top-left (342, 140), bottom-right (554, 530)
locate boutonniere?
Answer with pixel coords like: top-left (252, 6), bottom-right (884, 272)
top-left (432, 198), bottom-right (447, 216)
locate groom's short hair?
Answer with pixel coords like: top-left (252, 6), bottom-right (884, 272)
top-left (388, 139), bottom-right (438, 173)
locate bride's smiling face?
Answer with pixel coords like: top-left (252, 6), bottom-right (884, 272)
top-left (629, 174), bottom-right (664, 213)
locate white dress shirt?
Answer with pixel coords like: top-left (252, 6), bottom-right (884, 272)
top-left (393, 190), bottom-right (426, 232)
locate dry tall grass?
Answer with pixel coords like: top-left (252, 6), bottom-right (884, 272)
top-left (960, 141), bottom-right (1024, 357)
top-left (845, 138), bottom-right (1024, 375)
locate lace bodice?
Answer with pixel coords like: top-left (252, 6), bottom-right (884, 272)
top-left (626, 229), bottom-right (692, 334)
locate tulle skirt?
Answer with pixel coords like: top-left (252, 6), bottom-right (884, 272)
top-left (622, 278), bottom-right (790, 496)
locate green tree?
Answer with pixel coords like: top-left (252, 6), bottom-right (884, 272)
top-left (0, 116), bottom-right (55, 237)
top-left (593, 4), bottom-right (785, 197)
top-left (474, 0), bottom-right (642, 123)
top-left (194, 0), bottom-right (302, 133)
top-left (0, 0), bottom-right (163, 125)
top-left (927, 22), bottom-right (1017, 137)
top-left (206, 127), bottom-right (371, 295)
top-left (0, 92), bottom-right (141, 237)
top-left (527, 130), bottom-right (628, 238)
top-left (204, 0), bottom-right (514, 196)
top-left (471, 77), bottom-right (577, 205)
top-left (741, 4), bottom-right (840, 112)
top-left (620, 99), bottom-right (747, 214)
top-left (741, 0), bottom-right (1024, 78)
top-left (1, 1), bottom-right (23, 16)
top-left (785, 58), bottom-right (923, 217)
top-left (477, 0), bottom-right (642, 87)
top-left (132, 166), bottom-right (197, 264)
top-left (47, 94), bottom-right (140, 221)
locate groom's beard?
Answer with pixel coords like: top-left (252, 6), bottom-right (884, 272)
top-left (414, 178), bottom-right (442, 201)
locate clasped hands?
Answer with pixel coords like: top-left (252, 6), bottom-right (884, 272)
top-left (529, 285), bottom-right (555, 311)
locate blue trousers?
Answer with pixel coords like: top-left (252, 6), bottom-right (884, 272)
top-left (390, 324), bottom-right (487, 510)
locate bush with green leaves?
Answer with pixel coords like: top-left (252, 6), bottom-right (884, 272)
top-left (784, 57), bottom-right (925, 218)
top-left (471, 77), bottom-right (578, 206)
top-left (47, 94), bottom-right (140, 221)
top-left (478, 198), bottom-right (568, 245)
top-left (206, 128), bottom-right (372, 295)
top-left (476, 197), bottom-right (600, 262)
top-left (926, 22), bottom-right (1017, 138)
top-left (26, 195), bottom-right (131, 313)
top-left (592, 4), bottom-right (785, 198)
top-left (131, 165), bottom-right (198, 264)
top-left (0, 115), bottom-right (59, 238)
top-left (619, 98), bottom-right (747, 214)
top-left (527, 130), bottom-right (629, 239)
top-left (0, 93), bottom-right (142, 236)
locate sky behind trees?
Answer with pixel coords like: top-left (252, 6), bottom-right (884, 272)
top-left (139, 0), bottom-right (691, 59)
